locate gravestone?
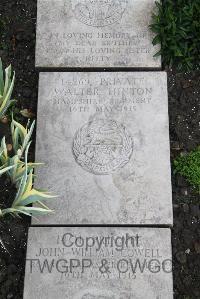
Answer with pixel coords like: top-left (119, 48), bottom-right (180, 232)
top-left (36, 0), bottom-right (161, 68)
top-left (23, 227), bottom-right (173, 299)
top-left (33, 71), bottom-right (172, 225)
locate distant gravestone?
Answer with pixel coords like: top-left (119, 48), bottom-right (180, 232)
top-left (36, 0), bottom-right (161, 68)
top-left (23, 227), bottom-right (173, 299)
top-left (33, 71), bottom-right (172, 225)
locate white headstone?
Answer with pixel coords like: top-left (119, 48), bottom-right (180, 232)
top-left (33, 71), bottom-right (172, 225)
top-left (24, 227), bottom-right (173, 299)
top-left (36, 0), bottom-right (161, 68)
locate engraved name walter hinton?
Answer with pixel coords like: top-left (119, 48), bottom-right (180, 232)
top-left (73, 119), bottom-right (133, 175)
top-left (73, 0), bottom-right (127, 27)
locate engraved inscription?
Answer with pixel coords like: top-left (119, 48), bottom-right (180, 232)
top-left (73, 119), bottom-right (133, 174)
top-left (25, 228), bottom-right (173, 298)
top-left (51, 76), bottom-right (153, 114)
top-left (80, 292), bottom-right (114, 299)
top-left (36, 0), bottom-right (161, 68)
top-left (73, 0), bottom-right (127, 27)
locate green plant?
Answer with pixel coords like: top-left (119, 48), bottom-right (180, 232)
top-left (0, 162), bottom-right (14, 177)
top-left (174, 147), bottom-right (200, 193)
top-left (0, 144), bottom-right (55, 218)
top-left (0, 118), bottom-right (41, 184)
top-left (0, 58), bottom-right (16, 119)
top-left (11, 118), bottom-right (35, 157)
top-left (150, 0), bottom-right (200, 71)
top-left (0, 119), bottom-right (57, 218)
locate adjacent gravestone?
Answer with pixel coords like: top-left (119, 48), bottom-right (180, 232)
top-left (36, 0), bottom-right (161, 68)
top-left (23, 227), bottom-right (173, 299)
top-left (33, 71), bottom-right (172, 225)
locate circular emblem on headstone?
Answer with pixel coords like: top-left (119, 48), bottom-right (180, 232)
top-left (73, 0), bottom-right (127, 27)
top-left (73, 119), bottom-right (133, 175)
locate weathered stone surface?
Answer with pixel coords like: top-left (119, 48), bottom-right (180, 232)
top-left (36, 0), bottom-right (161, 68)
top-left (33, 71), bottom-right (172, 225)
top-left (23, 227), bottom-right (173, 299)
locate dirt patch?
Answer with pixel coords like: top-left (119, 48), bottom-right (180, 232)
top-left (168, 69), bottom-right (200, 298)
top-left (0, 0), bottom-right (37, 298)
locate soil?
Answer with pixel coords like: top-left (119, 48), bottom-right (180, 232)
top-left (0, 1), bottom-right (38, 298)
top-left (0, 0), bottom-right (200, 299)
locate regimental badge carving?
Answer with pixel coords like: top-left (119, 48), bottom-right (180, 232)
top-left (73, 0), bottom-right (127, 27)
top-left (73, 119), bottom-right (133, 175)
